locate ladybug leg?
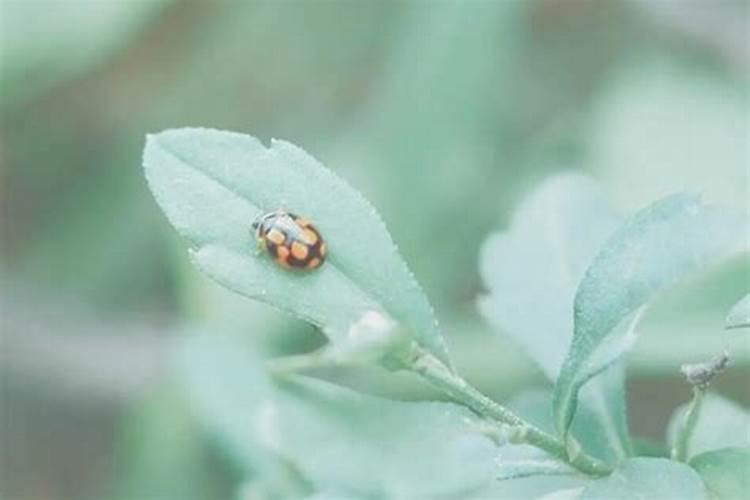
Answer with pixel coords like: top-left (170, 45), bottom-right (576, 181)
top-left (249, 222), bottom-right (264, 256)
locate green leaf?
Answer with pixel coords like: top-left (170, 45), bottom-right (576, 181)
top-left (271, 378), bottom-right (499, 498)
top-left (178, 335), bottom-right (506, 498)
top-left (479, 174), bottom-right (620, 379)
top-left (667, 393), bottom-right (750, 460)
top-left (690, 447), bottom-right (750, 500)
top-left (726, 294), bottom-right (750, 330)
top-left (554, 194), bottom-right (745, 442)
top-left (475, 476), bottom-right (589, 500)
top-left (299, 493), bottom-right (360, 500)
top-left (508, 380), bottom-right (633, 466)
top-left (179, 335), bottom-right (592, 499)
top-left (536, 488), bottom-right (586, 500)
top-left (580, 458), bottom-right (707, 500)
top-left (479, 174), bottom-right (630, 462)
top-left (495, 445), bottom-right (576, 480)
top-left (143, 128), bottom-right (449, 366)
top-left (628, 254), bottom-right (750, 374)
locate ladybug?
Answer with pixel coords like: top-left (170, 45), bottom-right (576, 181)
top-left (251, 210), bottom-right (327, 271)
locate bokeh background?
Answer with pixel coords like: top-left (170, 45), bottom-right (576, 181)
top-left (1, 1), bottom-right (748, 499)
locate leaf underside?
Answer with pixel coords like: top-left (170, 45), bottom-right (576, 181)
top-left (725, 293), bottom-right (750, 329)
top-left (554, 193), bottom-right (745, 441)
top-left (479, 174), bottom-right (630, 462)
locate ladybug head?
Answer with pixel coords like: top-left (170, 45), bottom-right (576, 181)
top-left (250, 214), bottom-right (263, 234)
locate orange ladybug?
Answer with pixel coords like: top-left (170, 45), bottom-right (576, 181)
top-left (251, 210), bottom-right (327, 271)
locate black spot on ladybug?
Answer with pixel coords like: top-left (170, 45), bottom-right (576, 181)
top-left (252, 210), bottom-right (326, 271)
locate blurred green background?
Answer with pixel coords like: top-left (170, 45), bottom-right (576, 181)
top-left (1, 1), bottom-right (748, 499)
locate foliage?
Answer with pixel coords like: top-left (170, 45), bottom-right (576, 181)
top-left (578, 458), bottom-right (706, 500)
top-left (553, 193), bottom-right (744, 448)
top-left (690, 448), bottom-right (750, 500)
top-left (143, 128), bottom-right (449, 366)
top-left (479, 174), bottom-right (629, 463)
top-left (725, 294), bottom-right (750, 330)
top-left (4, 2), bottom-right (748, 499)
top-left (144, 128), bottom-right (748, 498)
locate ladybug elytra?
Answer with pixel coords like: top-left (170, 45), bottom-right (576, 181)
top-left (251, 210), bottom-right (326, 271)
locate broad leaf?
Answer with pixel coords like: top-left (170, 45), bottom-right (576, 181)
top-left (179, 335), bottom-right (504, 498)
top-left (667, 393), bottom-right (750, 460)
top-left (629, 254), bottom-right (750, 372)
top-left (473, 476), bottom-right (589, 500)
top-left (479, 174), bottom-right (620, 378)
top-left (144, 128), bottom-right (450, 366)
top-left (726, 294), bottom-right (750, 330)
top-left (300, 493), bottom-right (360, 500)
top-left (179, 335), bottom-right (592, 499)
top-left (536, 488), bottom-right (585, 500)
top-left (495, 445), bottom-right (576, 480)
top-left (479, 174), bottom-right (630, 462)
top-left (271, 378), bottom-right (498, 498)
top-left (508, 381), bottom-right (633, 465)
top-left (580, 458), bottom-right (706, 500)
top-left (554, 194), bottom-right (745, 441)
top-left (690, 447), bottom-right (750, 500)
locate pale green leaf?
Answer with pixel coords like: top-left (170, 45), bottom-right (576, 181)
top-left (667, 393), bottom-right (750, 460)
top-left (479, 174), bottom-right (630, 462)
top-left (178, 335), bottom-right (503, 499)
top-left (271, 378), bottom-right (498, 498)
top-left (536, 487), bottom-right (585, 500)
top-left (554, 194), bottom-right (745, 441)
top-left (726, 294), bottom-right (750, 330)
top-left (479, 174), bottom-right (620, 379)
top-left (629, 254), bottom-right (750, 373)
top-left (580, 458), bottom-right (707, 500)
top-left (690, 447), bottom-right (750, 500)
top-left (300, 493), bottom-right (362, 500)
top-left (508, 390), bottom-right (557, 433)
top-left (495, 445), bottom-right (576, 480)
top-left (473, 476), bottom-right (589, 500)
top-left (179, 335), bottom-right (592, 499)
top-left (143, 128), bottom-right (449, 366)
top-left (508, 379), bottom-right (632, 465)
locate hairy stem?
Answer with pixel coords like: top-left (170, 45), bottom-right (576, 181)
top-left (671, 387), bottom-right (705, 462)
top-left (403, 345), bottom-right (612, 477)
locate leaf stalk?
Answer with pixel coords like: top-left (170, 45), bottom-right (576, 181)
top-left (671, 387), bottom-right (705, 462)
top-left (403, 345), bottom-right (612, 477)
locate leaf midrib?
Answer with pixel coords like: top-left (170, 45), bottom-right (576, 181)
top-left (148, 135), bottom-right (391, 331)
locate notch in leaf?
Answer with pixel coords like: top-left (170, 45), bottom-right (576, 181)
top-left (142, 128), bottom-right (452, 369)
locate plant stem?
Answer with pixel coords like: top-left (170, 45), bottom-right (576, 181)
top-left (404, 345), bottom-right (612, 477)
top-left (671, 387), bottom-right (705, 462)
